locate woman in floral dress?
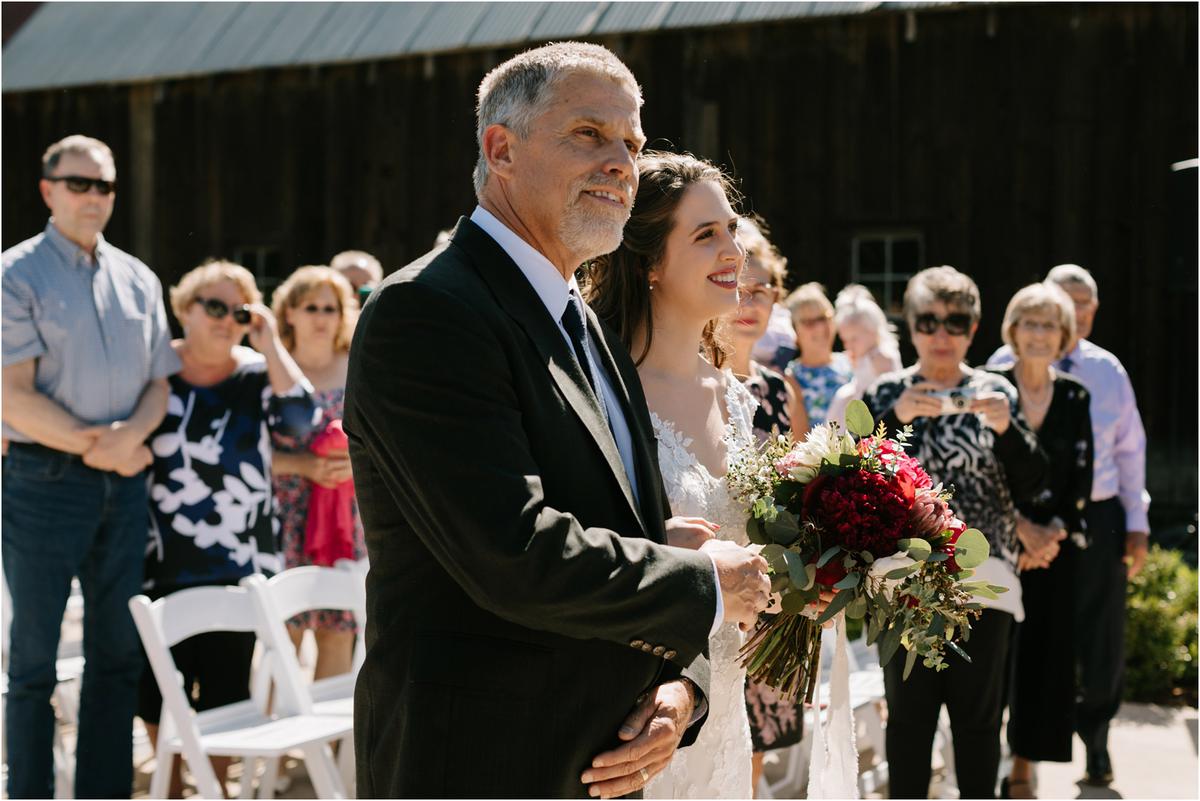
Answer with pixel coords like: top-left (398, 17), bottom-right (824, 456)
top-left (142, 260), bottom-right (316, 796)
top-left (270, 266), bottom-right (366, 680)
top-left (783, 282), bottom-right (853, 431)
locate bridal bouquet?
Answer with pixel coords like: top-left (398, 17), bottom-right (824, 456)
top-left (726, 400), bottom-right (1006, 703)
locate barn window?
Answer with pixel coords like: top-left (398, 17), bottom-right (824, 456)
top-left (850, 231), bottom-right (924, 316)
top-left (233, 245), bottom-right (284, 294)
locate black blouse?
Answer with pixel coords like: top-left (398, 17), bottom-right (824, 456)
top-left (990, 367), bottom-right (1094, 540)
top-left (742, 362), bottom-right (792, 444)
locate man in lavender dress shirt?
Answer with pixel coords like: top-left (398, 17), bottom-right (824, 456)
top-left (989, 264), bottom-right (1150, 786)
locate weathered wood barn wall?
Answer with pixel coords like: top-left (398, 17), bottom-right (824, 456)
top-left (3, 2), bottom-right (1196, 521)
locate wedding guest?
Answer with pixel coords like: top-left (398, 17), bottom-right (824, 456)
top-left (140, 260), bottom-right (316, 797)
top-left (862, 266), bottom-right (1047, 800)
top-left (751, 303), bottom-right (799, 373)
top-left (726, 216), bottom-right (807, 792)
top-left (987, 264), bottom-right (1148, 786)
top-left (330, 249), bottom-right (382, 294)
top-left (827, 284), bottom-right (902, 428)
top-left (730, 216), bottom-right (807, 442)
top-left (344, 42), bottom-right (772, 798)
top-left (270, 266), bottom-right (365, 680)
top-left (783, 282), bottom-right (852, 429)
top-left (2, 134), bottom-right (178, 799)
top-left (991, 283), bottom-right (1093, 799)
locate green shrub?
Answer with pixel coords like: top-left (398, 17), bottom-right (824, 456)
top-left (1124, 545), bottom-right (1198, 703)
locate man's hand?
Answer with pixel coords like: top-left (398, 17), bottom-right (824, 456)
top-left (1125, 531), bottom-right (1149, 578)
top-left (665, 516), bottom-right (719, 550)
top-left (971, 392), bottom-right (1011, 434)
top-left (582, 680), bottom-right (694, 798)
top-left (81, 421), bottom-right (144, 471)
top-left (1015, 516), bottom-right (1065, 563)
top-left (701, 539), bottom-right (770, 631)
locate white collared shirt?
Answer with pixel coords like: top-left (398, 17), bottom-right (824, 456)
top-left (988, 339), bottom-right (1151, 532)
top-left (470, 206), bottom-right (724, 635)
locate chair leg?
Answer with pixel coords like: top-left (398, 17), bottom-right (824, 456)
top-left (300, 742), bottom-right (346, 799)
top-left (239, 757), bottom-right (257, 799)
top-left (256, 757), bottom-right (280, 799)
top-left (337, 735), bottom-right (355, 797)
top-left (149, 750), bottom-right (172, 800)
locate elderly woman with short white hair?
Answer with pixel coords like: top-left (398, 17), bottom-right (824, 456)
top-left (991, 283), bottom-right (1094, 799)
top-left (862, 266), bottom-right (1048, 800)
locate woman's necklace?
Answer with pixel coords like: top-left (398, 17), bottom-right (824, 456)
top-left (1016, 369), bottom-right (1054, 427)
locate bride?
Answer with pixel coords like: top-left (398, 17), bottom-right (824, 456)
top-left (587, 151), bottom-right (759, 798)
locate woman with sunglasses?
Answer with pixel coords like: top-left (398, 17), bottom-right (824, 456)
top-left (140, 259), bottom-right (316, 796)
top-left (270, 265), bottom-right (365, 681)
top-left (861, 266), bottom-right (1047, 799)
top-left (782, 282), bottom-right (852, 432)
top-left (992, 284), bottom-right (1093, 800)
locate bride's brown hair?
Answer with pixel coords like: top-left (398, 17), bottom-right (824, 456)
top-left (582, 151), bottom-right (740, 367)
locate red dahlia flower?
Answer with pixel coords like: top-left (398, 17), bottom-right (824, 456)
top-left (804, 469), bottom-right (911, 558)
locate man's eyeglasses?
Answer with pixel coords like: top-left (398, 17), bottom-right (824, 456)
top-left (194, 297), bottom-right (252, 324)
top-left (913, 312), bottom-right (973, 336)
top-left (299, 304), bottom-right (339, 316)
top-left (45, 176), bottom-right (116, 196)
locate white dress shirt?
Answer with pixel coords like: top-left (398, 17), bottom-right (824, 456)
top-left (988, 339), bottom-right (1151, 532)
top-left (470, 207), bottom-right (725, 634)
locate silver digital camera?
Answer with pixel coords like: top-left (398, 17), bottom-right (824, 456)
top-left (929, 388), bottom-right (977, 414)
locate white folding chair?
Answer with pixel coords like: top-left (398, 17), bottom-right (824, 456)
top-left (128, 585), bottom-right (352, 799)
top-left (241, 564), bottom-right (365, 796)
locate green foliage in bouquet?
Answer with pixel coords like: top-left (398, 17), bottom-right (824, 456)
top-left (728, 400), bottom-right (1006, 702)
top-left (1125, 545), bottom-right (1198, 704)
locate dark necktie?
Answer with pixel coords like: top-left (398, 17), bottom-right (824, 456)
top-left (561, 292), bottom-right (597, 395)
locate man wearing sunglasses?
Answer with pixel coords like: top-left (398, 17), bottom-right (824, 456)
top-left (1, 135), bottom-right (180, 799)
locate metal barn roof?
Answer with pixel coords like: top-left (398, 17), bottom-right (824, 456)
top-left (2, 1), bottom-right (951, 93)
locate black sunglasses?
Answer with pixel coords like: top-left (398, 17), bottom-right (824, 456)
top-left (45, 175), bottom-right (117, 195)
top-left (913, 312), bottom-right (973, 336)
top-left (194, 297), bottom-right (252, 324)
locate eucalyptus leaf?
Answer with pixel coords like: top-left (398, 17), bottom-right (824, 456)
top-left (885, 563), bottom-right (921, 580)
top-left (780, 591), bottom-right (811, 614)
top-left (902, 537), bottom-right (932, 561)
top-left (761, 544), bottom-right (788, 575)
top-left (902, 646), bottom-right (919, 679)
top-left (815, 586), bottom-right (855, 625)
top-left (765, 509), bottom-right (802, 546)
top-left (833, 572), bottom-right (861, 591)
top-left (746, 516), bottom-right (770, 546)
top-left (946, 640), bottom-right (972, 664)
top-left (866, 612), bottom-right (882, 645)
top-left (879, 623), bottom-right (903, 667)
top-left (783, 550), bottom-right (809, 589)
top-left (816, 545), bottom-right (841, 568)
top-left (926, 552), bottom-right (950, 563)
top-left (846, 594), bottom-right (868, 620)
top-left (951, 528), bottom-right (990, 569)
top-left (845, 399), bottom-right (875, 438)
top-left (803, 564), bottom-right (817, 591)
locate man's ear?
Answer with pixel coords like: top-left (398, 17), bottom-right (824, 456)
top-left (38, 179), bottom-right (54, 211)
top-left (482, 123), bottom-right (516, 181)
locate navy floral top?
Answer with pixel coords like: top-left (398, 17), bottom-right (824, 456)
top-left (785, 352), bottom-right (852, 429)
top-left (145, 347), bottom-right (318, 592)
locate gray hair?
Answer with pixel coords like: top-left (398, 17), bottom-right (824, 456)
top-left (42, 134), bottom-right (114, 177)
top-left (1045, 263), bottom-right (1099, 302)
top-left (903, 265), bottom-right (982, 325)
top-left (472, 42), bottom-right (642, 199)
top-left (1001, 282), bottom-right (1077, 359)
top-left (835, 284), bottom-right (900, 355)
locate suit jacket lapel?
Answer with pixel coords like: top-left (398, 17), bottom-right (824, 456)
top-left (452, 218), bottom-right (645, 534)
top-left (586, 308), bottom-right (667, 544)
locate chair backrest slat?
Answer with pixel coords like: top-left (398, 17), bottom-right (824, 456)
top-left (151, 585), bottom-right (259, 647)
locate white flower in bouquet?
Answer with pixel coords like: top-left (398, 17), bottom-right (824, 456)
top-left (774, 424), bottom-right (857, 483)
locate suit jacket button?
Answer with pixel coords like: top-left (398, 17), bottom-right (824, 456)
top-left (664, 650), bottom-right (677, 660)
top-left (641, 643), bottom-right (653, 653)
top-left (652, 645), bottom-right (665, 656)
top-left (630, 639), bottom-right (644, 649)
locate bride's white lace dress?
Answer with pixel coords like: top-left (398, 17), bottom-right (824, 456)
top-left (644, 371), bottom-right (757, 800)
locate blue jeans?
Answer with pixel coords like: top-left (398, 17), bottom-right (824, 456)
top-left (2, 443), bottom-right (147, 799)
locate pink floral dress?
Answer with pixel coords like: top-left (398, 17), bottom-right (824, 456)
top-left (272, 387), bottom-right (366, 632)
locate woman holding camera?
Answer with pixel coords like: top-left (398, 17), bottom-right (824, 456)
top-left (862, 266), bottom-right (1047, 799)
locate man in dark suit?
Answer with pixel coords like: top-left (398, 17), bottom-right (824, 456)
top-left (345, 42), bottom-right (771, 798)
